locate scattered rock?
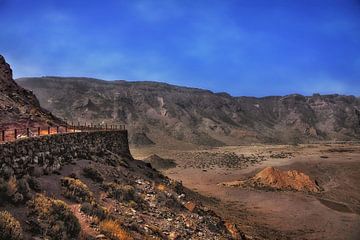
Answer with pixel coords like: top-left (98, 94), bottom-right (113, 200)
top-left (184, 201), bottom-right (197, 212)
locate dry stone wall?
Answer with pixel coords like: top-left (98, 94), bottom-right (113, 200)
top-left (0, 130), bottom-right (130, 176)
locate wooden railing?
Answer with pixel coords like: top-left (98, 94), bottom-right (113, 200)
top-left (0, 123), bottom-right (126, 143)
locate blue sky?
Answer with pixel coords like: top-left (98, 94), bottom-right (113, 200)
top-left (0, 0), bottom-right (359, 96)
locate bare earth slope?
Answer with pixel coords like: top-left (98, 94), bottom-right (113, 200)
top-left (0, 56), bottom-right (63, 129)
top-left (17, 77), bottom-right (360, 146)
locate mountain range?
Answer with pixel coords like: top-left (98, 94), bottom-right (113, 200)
top-left (16, 76), bottom-right (360, 146)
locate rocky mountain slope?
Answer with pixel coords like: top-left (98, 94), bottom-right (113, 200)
top-left (0, 56), bottom-right (62, 129)
top-left (0, 145), bottom-right (242, 239)
top-left (17, 77), bottom-right (360, 146)
top-left (0, 55), bottom-right (243, 239)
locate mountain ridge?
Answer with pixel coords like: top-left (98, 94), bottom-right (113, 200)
top-left (18, 76), bottom-right (360, 99)
top-left (17, 76), bottom-right (360, 146)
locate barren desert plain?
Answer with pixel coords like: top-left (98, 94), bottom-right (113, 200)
top-left (132, 142), bottom-right (360, 240)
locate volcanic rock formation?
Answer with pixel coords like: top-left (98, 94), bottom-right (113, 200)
top-left (0, 55), bottom-right (63, 129)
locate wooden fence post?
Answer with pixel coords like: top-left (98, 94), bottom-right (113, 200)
top-left (38, 127), bottom-right (40, 136)
top-left (14, 129), bottom-right (17, 139)
top-left (26, 128), bottom-right (30, 137)
top-left (65, 125), bottom-right (68, 133)
top-left (1, 130), bottom-right (5, 141)
top-left (48, 126), bottom-right (51, 135)
top-left (56, 126), bottom-right (59, 133)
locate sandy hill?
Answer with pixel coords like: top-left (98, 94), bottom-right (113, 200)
top-left (222, 166), bottom-right (321, 193)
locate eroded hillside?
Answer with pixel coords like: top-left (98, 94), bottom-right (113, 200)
top-left (17, 77), bottom-right (360, 146)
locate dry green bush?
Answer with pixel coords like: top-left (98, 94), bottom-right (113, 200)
top-left (17, 178), bottom-right (32, 200)
top-left (0, 211), bottom-right (23, 240)
top-left (60, 177), bottom-right (94, 203)
top-left (102, 182), bottom-right (135, 202)
top-left (80, 202), bottom-right (109, 220)
top-left (27, 194), bottom-right (81, 240)
top-left (82, 167), bottom-right (104, 183)
top-left (0, 177), bottom-right (25, 204)
top-left (27, 177), bottom-right (41, 192)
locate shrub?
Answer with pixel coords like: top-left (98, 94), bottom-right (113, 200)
top-left (17, 178), bottom-right (32, 200)
top-left (60, 177), bottom-right (94, 203)
top-left (156, 183), bottom-right (167, 192)
top-left (12, 193), bottom-right (24, 203)
top-left (0, 176), bottom-right (25, 204)
top-left (82, 167), bottom-right (104, 183)
top-left (27, 194), bottom-right (81, 239)
top-left (27, 177), bottom-right (41, 192)
top-left (6, 176), bottom-right (18, 197)
top-left (102, 182), bottom-right (135, 202)
top-left (80, 202), bottom-right (108, 220)
top-left (99, 219), bottom-right (133, 240)
top-left (0, 211), bottom-right (23, 240)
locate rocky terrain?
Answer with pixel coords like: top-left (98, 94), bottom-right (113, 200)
top-left (175, 151), bottom-right (266, 170)
top-left (0, 145), bottom-right (243, 239)
top-left (0, 56), bottom-right (62, 130)
top-left (17, 77), bottom-right (360, 146)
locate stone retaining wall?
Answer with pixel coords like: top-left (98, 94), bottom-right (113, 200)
top-left (0, 130), bottom-right (130, 176)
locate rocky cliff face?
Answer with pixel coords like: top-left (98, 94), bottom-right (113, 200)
top-left (17, 77), bottom-right (360, 146)
top-left (0, 56), bottom-right (63, 129)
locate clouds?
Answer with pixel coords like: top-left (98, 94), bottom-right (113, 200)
top-left (0, 0), bottom-right (359, 96)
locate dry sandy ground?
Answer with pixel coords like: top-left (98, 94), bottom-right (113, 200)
top-left (131, 143), bottom-right (360, 240)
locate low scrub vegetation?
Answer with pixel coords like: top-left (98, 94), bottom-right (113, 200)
top-left (80, 202), bottom-right (109, 220)
top-left (27, 176), bottom-right (41, 192)
top-left (27, 194), bottom-right (81, 240)
top-left (82, 166), bottom-right (104, 182)
top-left (0, 176), bottom-right (33, 204)
top-left (0, 211), bottom-right (23, 240)
top-left (102, 182), bottom-right (135, 202)
top-left (60, 177), bottom-right (94, 203)
top-left (100, 219), bottom-right (133, 240)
